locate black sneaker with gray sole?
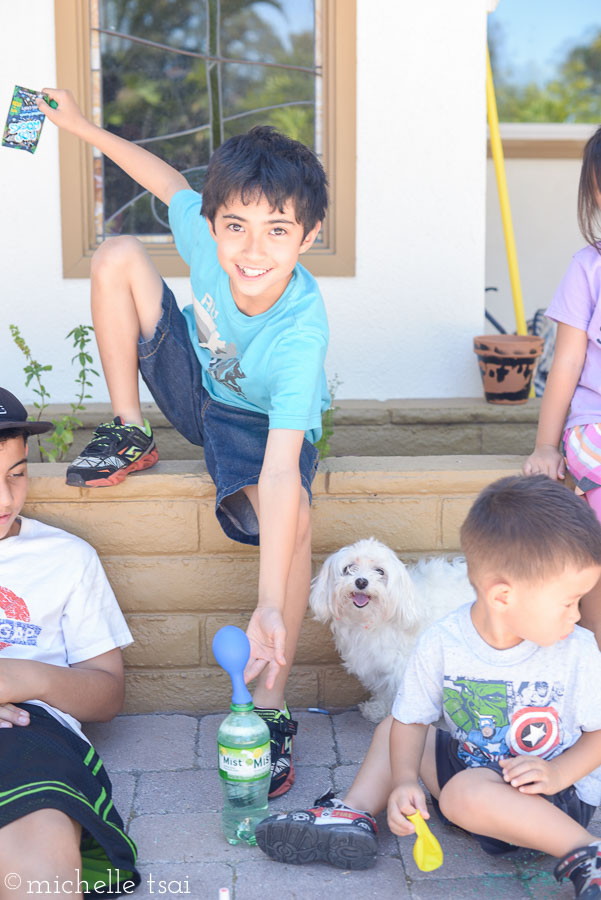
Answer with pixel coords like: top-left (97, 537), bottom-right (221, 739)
top-left (255, 792), bottom-right (378, 869)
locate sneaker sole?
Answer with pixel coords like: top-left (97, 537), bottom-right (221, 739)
top-left (255, 818), bottom-right (377, 869)
top-left (268, 764), bottom-right (295, 799)
top-left (66, 447), bottom-right (159, 487)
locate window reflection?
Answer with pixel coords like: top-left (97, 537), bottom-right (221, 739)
top-left (90, 0), bottom-right (320, 239)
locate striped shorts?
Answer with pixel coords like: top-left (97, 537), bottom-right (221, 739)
top-left (0, 703), bottom-right (140, 896)
top-left (563, 424), bottom-right (601, 492)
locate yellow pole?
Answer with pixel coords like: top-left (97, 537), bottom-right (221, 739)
top-left (486, 44), bottom-right (528, 336)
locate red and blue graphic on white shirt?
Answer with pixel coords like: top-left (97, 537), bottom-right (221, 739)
top-left (0, 585), bottom-right (40, 650)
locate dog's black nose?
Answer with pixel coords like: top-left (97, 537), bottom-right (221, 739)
top-left (355, 577), bottom-right (368, 590)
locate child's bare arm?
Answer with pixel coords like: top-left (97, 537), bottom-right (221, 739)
top-left (244, 429), bottom-right (305, 687)
top-left (387, 719), bottom-right (430, 836)
top-left (500, 729), bottom-right (601, 795)
top-left (37, 89), bottom-right (189, 206)
top-left (0, 649), bottom-right (125, 723)
top-left (523, 323), bottom-right (587, 479)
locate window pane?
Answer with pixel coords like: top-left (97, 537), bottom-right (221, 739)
top-left (488, 0), bottom-right (601, 123)
top-left (92, 0), bottom-right (320, 240)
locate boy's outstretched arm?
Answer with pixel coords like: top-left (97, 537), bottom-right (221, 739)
top-left (0, 650), bottom-right (125, 723)
top-left (244, 429), bottom-right (305, 688)
top-left (37, 89), bottom-right (189, 206)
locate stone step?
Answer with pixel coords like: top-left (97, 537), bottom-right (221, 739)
top-left (25, 398), bottom-right (540, 462)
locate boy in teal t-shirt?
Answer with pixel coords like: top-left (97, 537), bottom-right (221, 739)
top-left (38, 88), bottom-right (329, 798)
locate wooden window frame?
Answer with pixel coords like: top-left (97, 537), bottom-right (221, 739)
top-left (487, 123), bottom-right (596, 160)
top-left (55, 0), bottom-right (356, 278)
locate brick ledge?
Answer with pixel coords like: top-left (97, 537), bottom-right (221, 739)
top-left (26, 455), bottom-right (524, 501)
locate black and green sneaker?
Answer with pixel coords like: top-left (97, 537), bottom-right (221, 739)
top-left (66, 417), bottom-right (158, 487)
top-left (255, 705), bottom-right (298, 798)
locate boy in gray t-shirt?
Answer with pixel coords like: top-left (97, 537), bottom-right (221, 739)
top-left (257, 476), bottom-right (601, 899)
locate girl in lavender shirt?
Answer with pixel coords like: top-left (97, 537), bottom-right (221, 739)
top-left (524, 124), bottom-right (601, 645)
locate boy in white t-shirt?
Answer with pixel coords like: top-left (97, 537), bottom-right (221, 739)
top-left (257, 476), bottom-right (601, 899)
top-left (0, 388), bottom-right (139, 895)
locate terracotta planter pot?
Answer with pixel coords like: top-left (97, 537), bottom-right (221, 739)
top-left (473, 334), bottom-right (544, 405)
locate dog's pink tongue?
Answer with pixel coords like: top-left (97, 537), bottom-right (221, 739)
top-left (352, 592), bottom-right (370, 608)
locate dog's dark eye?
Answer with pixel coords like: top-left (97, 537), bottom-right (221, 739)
top-left (342, 565), bottom-right (355, 575)
top-left (375, 568), bottom-right (385, 576)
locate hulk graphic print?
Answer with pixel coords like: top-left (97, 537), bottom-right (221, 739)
top-left (444, 676), bottom-right (562, 768)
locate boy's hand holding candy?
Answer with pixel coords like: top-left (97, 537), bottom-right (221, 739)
top-left (35, 88), bottom-right (91, 139)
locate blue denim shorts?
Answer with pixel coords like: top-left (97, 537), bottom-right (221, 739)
top-left (432, 729), bottom-right (595, 856)
top-left (137, 281), bottom-right (320, 545)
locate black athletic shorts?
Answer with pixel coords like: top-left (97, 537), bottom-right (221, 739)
top-left (432, 728), bottom-right (595, 856)
top-left (0, 703), bottom-right (140, 896)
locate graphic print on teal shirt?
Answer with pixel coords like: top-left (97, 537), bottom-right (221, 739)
top-left (443, 676), bottom-right (563, 767)
top-left (192, 290), bottom-right (247, 397)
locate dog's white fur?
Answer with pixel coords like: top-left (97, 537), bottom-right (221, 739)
top-left (310, 537), bottom-right (475, 722)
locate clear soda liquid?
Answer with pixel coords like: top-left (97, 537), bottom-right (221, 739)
top-left (217, 702), bottom-right (271, 845)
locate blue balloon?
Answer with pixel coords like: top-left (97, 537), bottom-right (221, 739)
top-left (212, 625), bottom-right (252, 705)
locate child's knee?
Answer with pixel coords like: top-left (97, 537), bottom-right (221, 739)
top-left (438, 769), bottom-right (491, 822)
top-left (0, 810), bottom-right (81, 875)
top-left (91, 234), bottom-right (144, 281)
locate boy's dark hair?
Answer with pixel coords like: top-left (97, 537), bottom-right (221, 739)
top-left (201, 126), bottom-right (328, 237)
top-left (578, 125), bottom-right (601, 252)
top-left (460, 475), bottom-right (601, 583)
top-left (0, 428), bottom-right (28, 445)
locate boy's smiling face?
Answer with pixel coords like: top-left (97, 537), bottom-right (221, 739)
top-left (0, 436), bottom-right (28, 540)
top-left (208, 193), bottom-right (321, 315)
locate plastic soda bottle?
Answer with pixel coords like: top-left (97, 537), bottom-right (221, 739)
top-left (213, 626), bottom-right (271, 845)
top-left (217, 700), bottom-right (270, 844)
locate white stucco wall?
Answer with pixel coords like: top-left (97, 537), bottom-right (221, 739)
top-left (485, 157), bottom-right (584, 330)
top-left (1, 0), bottom-right (488, 404)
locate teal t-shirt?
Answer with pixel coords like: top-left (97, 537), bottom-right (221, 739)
top-left (168, 189), bottom-right (330, 443)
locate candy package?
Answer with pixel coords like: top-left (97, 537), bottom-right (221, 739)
top-left (2, 85), bottom-right (55, 154)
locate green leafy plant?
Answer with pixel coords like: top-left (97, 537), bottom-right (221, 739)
top-left (315, 375), bottom-right (342, 460)
top-left (10, 324), bottom-right (99, 462)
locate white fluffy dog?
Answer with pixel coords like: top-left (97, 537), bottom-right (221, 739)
top-left (310, 537), bottom-right (474, 722)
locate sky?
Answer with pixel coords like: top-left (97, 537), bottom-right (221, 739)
top-left (254, 0), bottom-right (314, 51)
top-left (489, 0), bottom-right (601, 85)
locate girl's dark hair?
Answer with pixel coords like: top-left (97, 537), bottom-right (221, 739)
top-left (578, 125), bottom-right (601, 252)
top-left (461, 474), bottom-right (601, 583)
top-left (201, 126), bottom-right (328, 236)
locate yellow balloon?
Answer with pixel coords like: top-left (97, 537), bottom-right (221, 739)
top-left (407, 811), bottom-right (443, 872)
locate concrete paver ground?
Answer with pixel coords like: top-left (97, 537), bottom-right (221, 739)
top-left (85, 710), bottom-right (588, 900)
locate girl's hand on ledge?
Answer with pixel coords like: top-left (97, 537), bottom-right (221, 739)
top-left (523, 445), bottom-right (565, 480)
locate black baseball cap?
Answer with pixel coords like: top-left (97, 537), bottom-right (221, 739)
top-left (0, 388), bottom-right (52, 435)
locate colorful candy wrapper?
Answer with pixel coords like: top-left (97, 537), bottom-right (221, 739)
top-left (2, 85), bottom-right (56, 154)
